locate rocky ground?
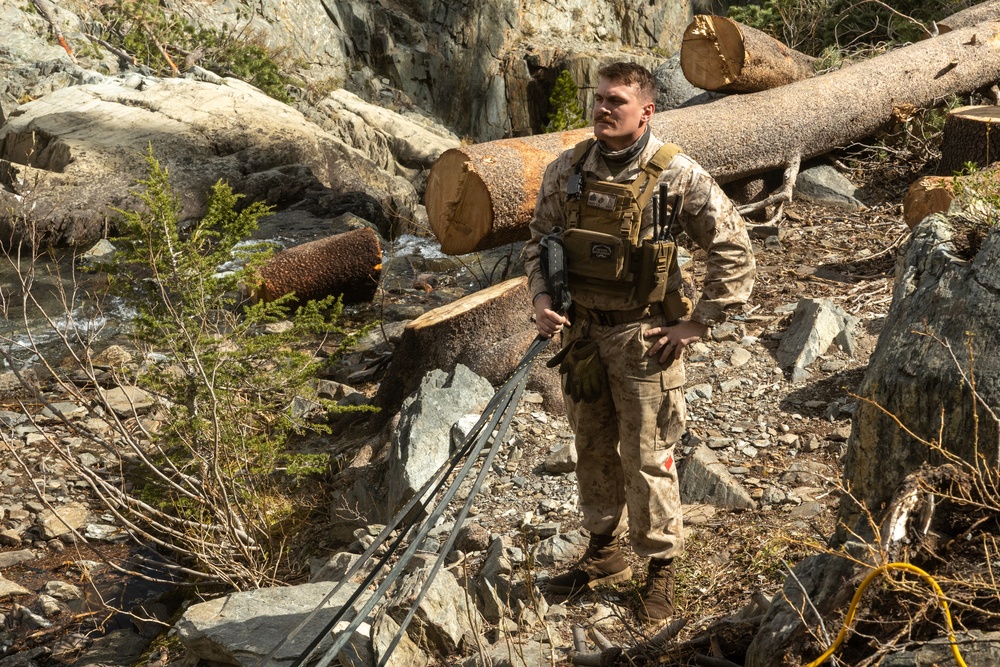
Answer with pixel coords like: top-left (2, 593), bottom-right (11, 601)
top-left (0, 145), bottom-right (937, 666)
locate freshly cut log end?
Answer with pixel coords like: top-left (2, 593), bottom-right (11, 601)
top-left (426, 149), bottom-right (493, 255)
top-left (426, 135), bottom-right (589, 255)
top-left (256, 227), bottom-right (382, 305)
top-left (903, 176), bottom-right (956, 229)
top-left (906, 163), bottom-right (1000, 229)
top-left (681, 15), bottom-right (745, 91)
top-left (680, 15), bottom-right (815, 93)
top-left (375, 276), bottom-right (563, 416)
top-left (937, 105), bottom-right (1000, 176)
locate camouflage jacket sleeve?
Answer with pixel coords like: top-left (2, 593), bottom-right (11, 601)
top-left (524, 151), bottom-right (573, 302)
top-left (668, 154), bottom-right (756, 326)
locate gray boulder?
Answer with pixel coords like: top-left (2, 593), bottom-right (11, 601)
top-left (387, 566), bottom-right (485, 657)
top-left (776, 298), bottom-right (858, 371)
top-left (679, 445), bottom-right (756, 510)
top-left (794, 164), bottom-right (864, 210)
top-left (383, 365), bottom-right (494, 519)
top-left (0, 76), bottom-right (417, 245)
top-left (175, 581), bottom-right (361, 666)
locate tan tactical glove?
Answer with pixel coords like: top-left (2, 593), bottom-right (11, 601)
top-left (547, 340), bottom-right (605, 403)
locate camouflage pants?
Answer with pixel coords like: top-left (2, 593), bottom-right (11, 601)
top-left (561, 312), bottom-right (685, 560)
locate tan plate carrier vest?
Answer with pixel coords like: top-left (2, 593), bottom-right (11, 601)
top-left (563, 139), bottom-right (689, 321)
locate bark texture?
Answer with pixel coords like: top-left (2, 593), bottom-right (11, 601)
top-left (680, 15), bottom-right (816, 93)
top-left (937, 105), bottom-right (1000, 175)
top-left (374, 277), bottom-right (562, 415)
top-left (841, 218), bottom-right (1000, 531)
top-left (938, 0), bottom-right (1000, 32)
top-left (426, 23), bottom-right (1000, 254)
top-left (256, 228), bottom-right (382, 305)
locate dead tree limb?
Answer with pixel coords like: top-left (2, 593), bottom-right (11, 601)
top-left (426, 22), bottom-right (1000, 254)
top-left (31, 0), bottom-right (75, 63)
top-left (681, 15), bottom-right (816, 93)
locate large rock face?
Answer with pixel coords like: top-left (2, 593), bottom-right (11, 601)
top-left (173, 0), bottom-right (692, 140)
top-left (839, 216), bottom-right (1000, 531)
top-left (0, 75), bottom-right (417, 245)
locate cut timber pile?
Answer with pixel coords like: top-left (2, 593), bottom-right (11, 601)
top-left (426, 23), bottom-right (1000, 254)
top-left (937, 105), bottom-right (1000, 176)
top-left (904, 163), bottom-right (1000, 229)
top-left (255, 228), bottom-right (382, 304)
top-left (680, 15), bottom-right (816, 93)
top-left (374, 277), bottom-right (561, 414)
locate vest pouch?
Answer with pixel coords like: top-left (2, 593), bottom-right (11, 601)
top-left (563, 228), bottom-right (630, 282)
top-left (635, 239), bottom-right (675, 304)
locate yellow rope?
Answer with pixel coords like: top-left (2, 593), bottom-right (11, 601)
top-left (804, 562), bottom-right (967, 667)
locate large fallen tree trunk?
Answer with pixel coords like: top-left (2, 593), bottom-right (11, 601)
top-left (427, 22), bottom-right (1000, 254)
top-left (680, 15), bottom-right (816, 93)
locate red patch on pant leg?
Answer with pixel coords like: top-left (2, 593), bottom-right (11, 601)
top-left (663, 455), bottom-right (674, 472)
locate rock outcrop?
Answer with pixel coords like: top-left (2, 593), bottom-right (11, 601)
top-left (841, 216), bottom-right (1000, 529)
top-left (0, 75), bottom-right (418, 245)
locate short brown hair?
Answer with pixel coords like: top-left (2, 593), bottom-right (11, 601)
top-left (597, 62), bottom-right (657, 103)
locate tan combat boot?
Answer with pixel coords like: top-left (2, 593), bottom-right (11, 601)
top-left (546, 533), bottom-right (632, 595)
top-left (638, 557), bottom-right (675, 622)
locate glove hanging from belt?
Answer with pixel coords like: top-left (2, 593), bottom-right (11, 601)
top-left (547, 339), bottom-right (605, 403)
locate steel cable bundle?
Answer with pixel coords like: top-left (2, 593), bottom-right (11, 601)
top-left (257, 335), bottom-right (551, 667)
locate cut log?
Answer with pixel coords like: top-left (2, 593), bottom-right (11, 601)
top-left (906, 162), bottom-right (1000, 228)
top-left (427, 23), bottom-right (1000, 254)
top-left (680, 15), bottom-right (816, 93)
top-left (903, 176), bottom-right (958, 228)
top-left (255, 228), bottom-right (382, 304)
top-left (374, 277), bottom-right (562, 415)
top-left (937, 105), bottom-right (1000, 176)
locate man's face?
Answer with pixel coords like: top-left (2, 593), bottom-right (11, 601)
top-left (593, 78), bottom-right (654, 151)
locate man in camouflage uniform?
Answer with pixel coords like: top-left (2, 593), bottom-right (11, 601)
top-left (525, 62), bottom-right (755, 622)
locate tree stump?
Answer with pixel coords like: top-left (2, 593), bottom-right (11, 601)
top-left (680, 15), bottom-right (816, 93)
top-left (937, 105), bottom-right (1000, 176)
top-left (374, 277), bottom-right (562, 416)
top-left (841, 218), bottom-right (1000, 532)
top-left (255, 228), bottom-right (382, 304)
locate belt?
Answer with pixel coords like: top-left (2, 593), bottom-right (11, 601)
top-left (573, 302), bottom-right (663, 326)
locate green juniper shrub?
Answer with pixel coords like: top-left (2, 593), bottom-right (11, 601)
top-left (107, 148), bottom-right (373, 587)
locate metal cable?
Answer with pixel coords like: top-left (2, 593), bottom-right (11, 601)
top-left (258, 337), bottom-right (546, 667)
top-left (283, 336), bottom-right (550, 667)
top-left (308, 354), bottom-right (538, 667)
top-left (375, 364), bottom-right (528, 665)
